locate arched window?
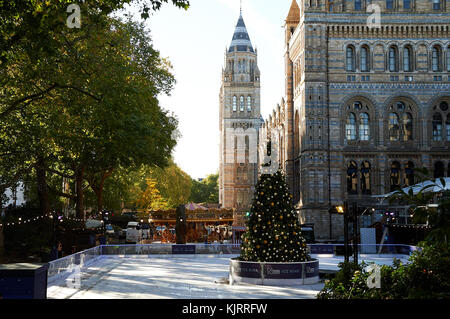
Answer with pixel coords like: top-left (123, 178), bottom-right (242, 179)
top-left (239, 96), bottom-right (244, 112)
top-left (232, 96), bottom-right (237, 112)
top-left (433, 0), bottom-right (440, 10)
top-left (390, 161), bottom-right (401, 191)
top-left (247, 96), bottom-right (252, 111)
top-left (403, 0), bottom-right (411, 9)
top-left (361, 161), bottom-right (371, 194)
top-left (447, 47), bottom-right (450, 72)
top-left (346, 46), bottom-right (355, 72)
top-left (359, 113), bottom-right (370, 141)
top-left (346, 113), bottom-right (357, 140)
top-left (432, 113), bottom-right (443, 141)
top-left (389, 113), bottom-right (400, 141)
top-left (405, 161), bottom-right (415, 186)
top-left (360, 46), bottom-right (369, 72)
top-left (403, 46), bottom-right (412, 72)
top-left (389, 46), bottom-right (398, 72)
top-left (434, 161), bottom-right (445, 178)
top-left (446, 113), bottom-right (450, 141)
top-left (355, 0), bottom-right (362, 10)
top-left (386, 0), bottom-right (394, 9)
top-left (347, 161), bottom-right (358, 194)
top-left (432, 46), bottom-right (441, 72)
top-left (403, 112), bottom-right (413, 141)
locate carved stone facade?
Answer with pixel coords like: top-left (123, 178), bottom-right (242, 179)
top-left (260, 0), bottom-right (450, 240)
top-left (219, 11), bottom-right (263, 222)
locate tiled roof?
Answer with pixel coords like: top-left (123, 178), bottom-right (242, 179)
top-left (228, 13), bottom-right (254, 53)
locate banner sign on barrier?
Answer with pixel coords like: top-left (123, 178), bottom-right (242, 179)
top-left (231, 261), bottom-right (261, 278)
top-left (305, 261), bottom-right (319, 278)
top-left (263, 263), bottom-right (303, 279)
top-left (172, 245), bottom-right (196, 254)
top-left (309, 245), bottom-right (334, 254)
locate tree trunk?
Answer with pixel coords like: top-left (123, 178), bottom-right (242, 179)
top-left (75, 166), bottom-right (85, 219)
top-left (36, 156), bottom-right (51, 216)
top-left (90, 169), bottom-right (114, 213)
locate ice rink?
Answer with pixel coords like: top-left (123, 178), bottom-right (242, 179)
top-left (47, 253), bottom-right (410, 299)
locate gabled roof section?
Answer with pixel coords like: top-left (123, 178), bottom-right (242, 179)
top-left (228, 12), bottom-right (254, 53)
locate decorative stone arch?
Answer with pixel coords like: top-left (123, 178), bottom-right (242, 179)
top-left (426, 95), bottom-right (450, 115)
top-left (415, 42), bottom-right (429, 72)
top-left (382, 95), bottom-right (421, 144)
top-left (414, 40), bottom-right (428, 51)
top-left (372, 41), bottom-right (388, 52)
top-left (372, 42), bottom-right (386, 72)
top-left (340, 95), bottom-right (377, 145)
top-left (340, 93), bottom-right (379, 116)
top-left (427, 40), bottom-right (446, 51)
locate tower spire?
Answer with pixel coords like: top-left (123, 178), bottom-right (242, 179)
top-left (240, 0), bottom-right (242, 15)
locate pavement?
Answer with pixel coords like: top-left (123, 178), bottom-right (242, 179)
top-left (46, 253), bottom-right (410, 299)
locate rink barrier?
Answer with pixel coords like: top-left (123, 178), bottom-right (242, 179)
top-left (47, 243), bottom-right (418, 284)
top-left (229, 258), bottom-right (320, 286)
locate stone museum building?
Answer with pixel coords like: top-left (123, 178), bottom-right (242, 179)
top-left (259, 0), bottom-right (450, 240)
top-left (218, 9), bottom-right (263, 221)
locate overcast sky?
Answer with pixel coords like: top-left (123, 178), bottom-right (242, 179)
top-left (124, 0), bottom-right (291, 179)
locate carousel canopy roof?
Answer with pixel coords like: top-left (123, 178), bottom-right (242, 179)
top-left (185, 203), bottom-right (208, 210)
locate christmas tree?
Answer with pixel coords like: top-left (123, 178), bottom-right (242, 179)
top-left (239, 170), bottom-right (310, 262)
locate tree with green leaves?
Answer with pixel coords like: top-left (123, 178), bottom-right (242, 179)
top-left (0, 0), bottom-right (189, 65)
top-left (148, 159), bottom-right (192, 208)
top-left (135, 177), bottom-right (169, 211)
top-left (1, 17), bottom-right (178, 219)
top-left (239, 170), bottom-right (310, 262)
top-left (189, 174), bottom-right (219, 204)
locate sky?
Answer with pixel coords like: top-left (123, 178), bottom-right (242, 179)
top-left (123, 0), bottom-right (292, 179)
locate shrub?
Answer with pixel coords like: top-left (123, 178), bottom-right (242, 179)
top-left (317, 242), bottom-right (450, 299)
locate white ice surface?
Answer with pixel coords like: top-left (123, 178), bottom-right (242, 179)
top-left (46, 254), bottom-right (410, 299)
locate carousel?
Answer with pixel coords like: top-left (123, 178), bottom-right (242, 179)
top-left (149, 203), bottom-right (235, 243)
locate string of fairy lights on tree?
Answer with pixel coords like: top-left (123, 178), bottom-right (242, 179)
top-left (0, 212), bottom-right (86, 229)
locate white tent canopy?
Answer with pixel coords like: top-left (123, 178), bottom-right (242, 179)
top-left (373, 177), bottom-right (450, 199)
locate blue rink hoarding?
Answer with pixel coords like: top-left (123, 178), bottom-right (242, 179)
top-left (172, 244), bottom-right (196, 254)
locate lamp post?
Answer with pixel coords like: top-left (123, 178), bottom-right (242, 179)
top-left (343, 202), bottom-right (349, 263)
top-left (328, 205), bottom-right (344, 241)
top-left (352, 202), bottom-right (358, 266)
